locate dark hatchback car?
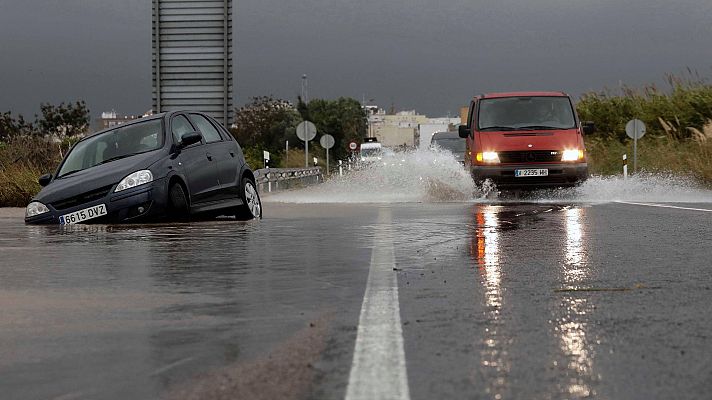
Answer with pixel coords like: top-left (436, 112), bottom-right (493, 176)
top-left (25, 111), bottom-right (262, 225)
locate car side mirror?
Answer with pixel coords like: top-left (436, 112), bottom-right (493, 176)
top-left (582, 121), bottom-right (596, 135)
top-left (458, 125), bottom-right (471, 138)
top-left (179, 131), bottom-right (202, 148)
top-left (38, 173), bottom-right (52, 187)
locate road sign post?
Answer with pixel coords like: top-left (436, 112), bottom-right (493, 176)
top-left (296, 121), bottom-right (317, 168)
top-left (320, 134), bottom-right (335, 175)
top-left (625, 119), bottom-right (646, 173)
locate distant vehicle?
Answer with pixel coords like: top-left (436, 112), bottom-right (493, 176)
top-left (359, 138), bottom-right (383, 163)
top-left (459, 92), bottom-right (593, 188)
top-left (25, 111), bottom-right (262, 225)
top-left (430, 131), bottom-right (466, 164)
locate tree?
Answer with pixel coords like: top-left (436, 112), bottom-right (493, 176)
top-left (0, 112), bottom-right (34, 141)
top-left (303, 97), bottom-right (367, 160)
top-left (36, 101), bottom-right (90, 138)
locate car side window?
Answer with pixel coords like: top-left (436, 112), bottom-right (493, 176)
top-left (189, 114), bottom-right (222, 143)
top-left (172, 115), bottom-right (196, 145)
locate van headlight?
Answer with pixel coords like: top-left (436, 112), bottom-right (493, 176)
top-left (476, 152), bottom-right (500, 164)
top-left (561, 149), bottom-right (584, 162)
top-left (26, 201), bottom-right (50, 217)
top-left (115, 170), bottom-right (153, 192)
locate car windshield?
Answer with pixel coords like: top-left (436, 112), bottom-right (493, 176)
top-left (478, 96), bottom-right (576, 130)
top-left (57, 119), bottom-right (163, 178)
top-left (432, 137), bottom-right (466, 152)
top-left (361, 147), bottom-right (382, 157)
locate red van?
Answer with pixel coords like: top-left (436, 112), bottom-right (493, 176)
top-left (459, 92), bottom-right (594, 188)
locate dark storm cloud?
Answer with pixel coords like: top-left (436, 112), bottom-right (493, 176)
top-left (1, 0), bottom-right (711, 118)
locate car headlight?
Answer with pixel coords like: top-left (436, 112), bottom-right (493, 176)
top-left (26, 201), bottom-right (50, 217)
top-left (476, 151), bottom-right (500, 164)
top-left (115, 170), bottom-right (153, 192)
top-left (561, 149), bottom-right (584, 162)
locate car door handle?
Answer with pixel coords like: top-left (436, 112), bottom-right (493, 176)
top-left (229, 151), bottom-right (235, 157)
top-left (206, 153), bottom-right (213, 161)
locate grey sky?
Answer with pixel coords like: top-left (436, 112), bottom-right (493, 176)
top-left (1, 0), bottom-right (711, 119)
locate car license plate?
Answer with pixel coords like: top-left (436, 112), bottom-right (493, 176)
top-left (515, 169), bottom-right (549, 177)
top-left (59, 204), bottom-right (107, 225)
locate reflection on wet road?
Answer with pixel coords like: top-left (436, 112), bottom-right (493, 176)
top-left (2, 200), bottom-right (712, 399)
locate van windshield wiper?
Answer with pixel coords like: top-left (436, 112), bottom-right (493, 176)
top-left (518, 125), bottom-right (566, 130)
top-left (479, 126), bottom-right (518, 131)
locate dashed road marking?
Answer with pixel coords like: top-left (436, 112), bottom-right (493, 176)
top-left (615, 201), bottom-right (712, 213)
top-left (345, 207), bottom-right (410, 400)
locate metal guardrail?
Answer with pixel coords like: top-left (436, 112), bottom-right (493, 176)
top-left (254, 167), bottom-right (323, 192)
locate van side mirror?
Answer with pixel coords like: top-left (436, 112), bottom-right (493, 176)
top-left (458, 125), bottom-right (471, 138)
top-left (179, 131), bottom-right (202, 148)
top-left (38, 173), bottom-right (52, 187)
top-left (582, 121), bottom-right (596, 135)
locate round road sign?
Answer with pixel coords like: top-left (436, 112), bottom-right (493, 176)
top-left (349, 141), bottom-right (358, 151)
top-left (320, 134), bottom-right (335, 149)
top-left (296, 121), bottom-right (317, 142)
top-left (626, 119), bottom-right (646, 139)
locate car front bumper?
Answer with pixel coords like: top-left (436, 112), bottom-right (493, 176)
top-left (25, 179), bottom-right (168, 225)
top-left (471, 163), bottom-right (588, 188)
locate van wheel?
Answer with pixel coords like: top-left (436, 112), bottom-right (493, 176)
top-left (168, 182), bottom-right (189, 219)
top-left (236, 177), bottom-right (262, 220)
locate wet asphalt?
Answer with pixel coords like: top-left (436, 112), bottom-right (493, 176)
top-left (1, 200), bottom-right (711, 399)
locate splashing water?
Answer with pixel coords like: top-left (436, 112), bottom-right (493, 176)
top-left (266, 148), bottom-right (476, 203)
top-left (522, 173), bottom-right (712, 204)
top-left (265, 150), bottom-right (712, 204)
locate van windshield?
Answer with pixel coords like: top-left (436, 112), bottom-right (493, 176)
top-left (478, 96), bottom-right (576, 131)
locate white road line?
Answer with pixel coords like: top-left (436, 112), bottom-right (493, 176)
top-left (345, 207), bottom-right (410, 400)
top-left (615, 201), bottom-right (712, 213)
top-left (149, 357), bottom-right (194, 376)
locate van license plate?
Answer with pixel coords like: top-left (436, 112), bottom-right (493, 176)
top-left (515, 169), bottom-right (549, 177)
top-left (59, 204), bottom-right (107, 225)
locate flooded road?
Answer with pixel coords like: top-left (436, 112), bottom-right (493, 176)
top-left (1, 199), bottom-right (712, 399)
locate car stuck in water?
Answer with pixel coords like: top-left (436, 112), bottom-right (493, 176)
top-left (25, 111), bottom-right (262, 224)
top-left (459, 92), bottom-right (593, 188)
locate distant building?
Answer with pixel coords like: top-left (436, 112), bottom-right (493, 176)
top-left (95, 110), bottom-right (152, 132)
top-left (364, 106), bottom-right (459, 148)
top-left (366, 108), bottom-right (428, 148)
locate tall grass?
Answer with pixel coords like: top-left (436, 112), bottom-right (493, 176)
top-left (0, 137), bottom-right (65, 207)
top-left (585, 135), bottom-right (712, 186)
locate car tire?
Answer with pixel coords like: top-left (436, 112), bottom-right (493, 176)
top-left (168, 182), bottom-right (190, 220)
top-left (236, 177), bottom-right (262, 220)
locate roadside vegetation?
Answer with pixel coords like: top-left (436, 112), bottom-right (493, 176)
top-left (577, 74), bottom-right (712, 186)
top-left (1, 102), bottom-right (89, 207)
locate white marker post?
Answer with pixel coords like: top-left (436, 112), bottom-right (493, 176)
top-left (263, 151), bottom-right (271, 192)
top-left (339, 160), bottom-right (343, 177)
top-left (623, 154), bottom-right (628, 180)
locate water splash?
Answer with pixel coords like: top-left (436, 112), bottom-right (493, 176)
top-left (266, 148), bottom-right (476, 203)
top-left (265, 150), bottom-right (712, 204)
top-left (515, 173), bottom-right (712, 204)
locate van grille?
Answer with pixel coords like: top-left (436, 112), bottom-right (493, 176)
top-left (498, 151), bottom-right (561, 163)
top-left (51, 184), bottom-right (114, 210)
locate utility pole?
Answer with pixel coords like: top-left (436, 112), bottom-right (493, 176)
top-left (301, 74), bottom-right (309, 104)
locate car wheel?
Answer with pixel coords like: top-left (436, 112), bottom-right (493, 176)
top-left (168, 182), bottom-right (189, 219)
top-left (236, 177), bottom-right (262, 220)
